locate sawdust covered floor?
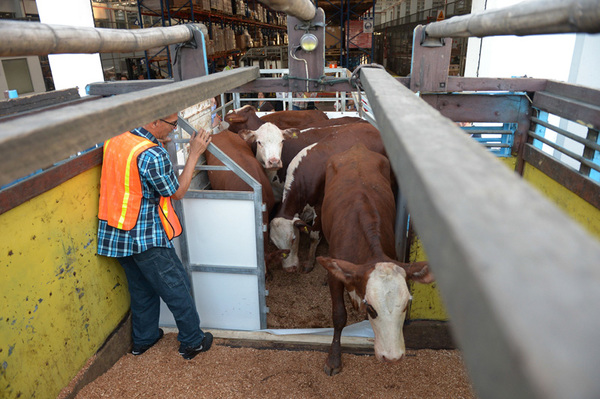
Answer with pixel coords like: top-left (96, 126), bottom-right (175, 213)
top-left (72, 242), bottom-right (475, 397)
top-left (74, 333), bottom-right (476, 398)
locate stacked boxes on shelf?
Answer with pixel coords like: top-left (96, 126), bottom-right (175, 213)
top-left (233, 0), bottom-right (246, 17)
top-left (210, 0), bottom-right (232, 14)
top-left (196, 0), bottom-right (210, 11)
top-left (209, 24), bottom-right (236, 53)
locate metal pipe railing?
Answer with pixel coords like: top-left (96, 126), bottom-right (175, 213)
top-left (424, 0), bottom-right (600, 38)
top-left (0, 20), bottom-right (202, 57)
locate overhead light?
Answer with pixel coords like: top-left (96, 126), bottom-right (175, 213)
top-left (299, 33), bottom-right (318, 52)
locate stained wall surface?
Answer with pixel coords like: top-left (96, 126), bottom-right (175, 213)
top-left (0, 166), bottom-right (129, 399)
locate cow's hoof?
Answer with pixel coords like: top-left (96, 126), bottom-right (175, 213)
top-left (265, 270), bottom-right (273, 282)
top-left (323, 363), bottom-right (341, 376)
top-left (301, 263), bottom-right (315, 274)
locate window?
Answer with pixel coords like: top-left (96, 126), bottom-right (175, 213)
top-left (2, 58), bottom-right (34, 95)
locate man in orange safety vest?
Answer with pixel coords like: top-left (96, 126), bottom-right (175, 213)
top-left (97, 113), bottom-right (213, 360)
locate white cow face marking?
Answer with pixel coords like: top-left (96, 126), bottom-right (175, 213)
top-left (365, 262), bottom-right (411, 362)
top-left (269, 216), bottom-right (301, 271)
top-left (240, 122), bottom-right (285, 170)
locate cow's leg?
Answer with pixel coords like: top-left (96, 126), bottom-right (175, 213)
top-left (302, 231), bottom-right (321, 273)
top-left (302, 215), bottom-right (322, 273)
top-left (325, 274), bottom-right (346, 376)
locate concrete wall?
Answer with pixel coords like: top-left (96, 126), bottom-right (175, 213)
top-left (0, 166), bottom-right (130, 399)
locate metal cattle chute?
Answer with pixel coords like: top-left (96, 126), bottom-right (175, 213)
top-left (1, 0), bottom-right (600, 398)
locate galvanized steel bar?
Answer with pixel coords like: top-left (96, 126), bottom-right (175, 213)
top-left (0, 67), bottom-right (260, 187)
top-left (529, 130), bottom-right (600, 173)
top-left (531, 116), bottom-right (600, 153)
top-left (258, 0), bottom-right (316, 21)
top-left (171, 119), bottom-right (268, 329)
top-left (425, 0), bottom-right (600, 38)
top-left (360, 67), bottom-right (600, 399)
top-left (0, 20), bottom-right (200, 57)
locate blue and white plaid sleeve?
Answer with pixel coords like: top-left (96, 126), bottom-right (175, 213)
top-left (139, 146), bottom-right (180, 198)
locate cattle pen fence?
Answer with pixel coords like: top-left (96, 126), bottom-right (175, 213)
top-left (1, 0), bottom-right (600, 398)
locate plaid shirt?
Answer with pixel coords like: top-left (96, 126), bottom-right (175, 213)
top-left (97, 128), bottom-right (180, 257)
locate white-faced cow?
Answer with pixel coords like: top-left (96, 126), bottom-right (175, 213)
top-left (316, 144), bottom-right (434, 376)
top-left (269, 123), bottom-right (386, 273)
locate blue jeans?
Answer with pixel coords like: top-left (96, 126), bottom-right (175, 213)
top-left (118, 247), bottom-right (204, 348)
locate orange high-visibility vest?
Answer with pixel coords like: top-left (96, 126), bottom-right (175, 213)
top-left (98, 132), bottom-right (182, 240)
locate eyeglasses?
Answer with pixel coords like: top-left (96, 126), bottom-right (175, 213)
top-left (160, 119), bottom-right (178, 129)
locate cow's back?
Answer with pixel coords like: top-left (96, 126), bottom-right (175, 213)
top-left (282, 119), bottom-right (370, 170)
top-left (205, 130), bottom-right (275, 213)
top-left (277, 123), bottom-right (385, 218)
top-left (321, 144), bottom-right (396, 263)
top-left (261, 109), bottom-right (329, 129)
top-left (298, 116), bottom-right (366, 130)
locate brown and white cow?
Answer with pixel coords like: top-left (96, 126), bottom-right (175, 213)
top-left (267, 118), bottom-right (369, 202)
top-left (316, 144), bottom-right (434, 376)
top-left (269, 124), bottom-right (386, 273)
top-left (225, 105), bottom-right (329, 133)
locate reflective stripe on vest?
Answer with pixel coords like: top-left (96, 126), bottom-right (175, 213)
top-left (98, 132), bottom-right (182, 239)
top-left (159, 196), bottom-right (182, 240)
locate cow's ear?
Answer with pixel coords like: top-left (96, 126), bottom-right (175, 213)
top-left (317, 256), bottom-right (355, 284)
top-left (293, 219), bottom-right (311, 234)
top-left (239, 129), bottom-right (256, 143)
top-left (265, 249), bottom-right (291, 267)
top-left (225, 113), bottom-right (247, 123)
top-left (283, 128), bottom-right (301, 139)
top-left (403, 261), bottom-right (435, 284)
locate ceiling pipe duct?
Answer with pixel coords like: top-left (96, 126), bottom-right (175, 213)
top-left (0, 20), bottom-right (204, 57)
top-left (258, 0), bottom-right (316, 22)
top-left (424, 0), bottom-right (600, 38)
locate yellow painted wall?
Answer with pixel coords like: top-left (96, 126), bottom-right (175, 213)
top-left (406, 155), bottom-right (600, 320)
top-left (523, 164), bottom-right (600, 241)
top-left (407, 236), bottom-right (448, 321)
top-left (406, 156), bottom-right (518, 321)
top-left (0, 166), bottom-right (130, 399)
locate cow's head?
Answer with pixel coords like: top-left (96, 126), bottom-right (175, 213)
top-left (225, 105), bottom-right (263, 132)
top-left (317, 257), bottom-right (433, 362)
top-left (239, 123), bottom-right (298, 170)
top-left (269, 216), bottom-right (311, 272)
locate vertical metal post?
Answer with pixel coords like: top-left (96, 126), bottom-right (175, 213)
top-left (220, 93), bottom-right (226, 119)
top-left (580, 128), bottom-right (600, 177)
top-left (410, 25), bottom-right (452, 92)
